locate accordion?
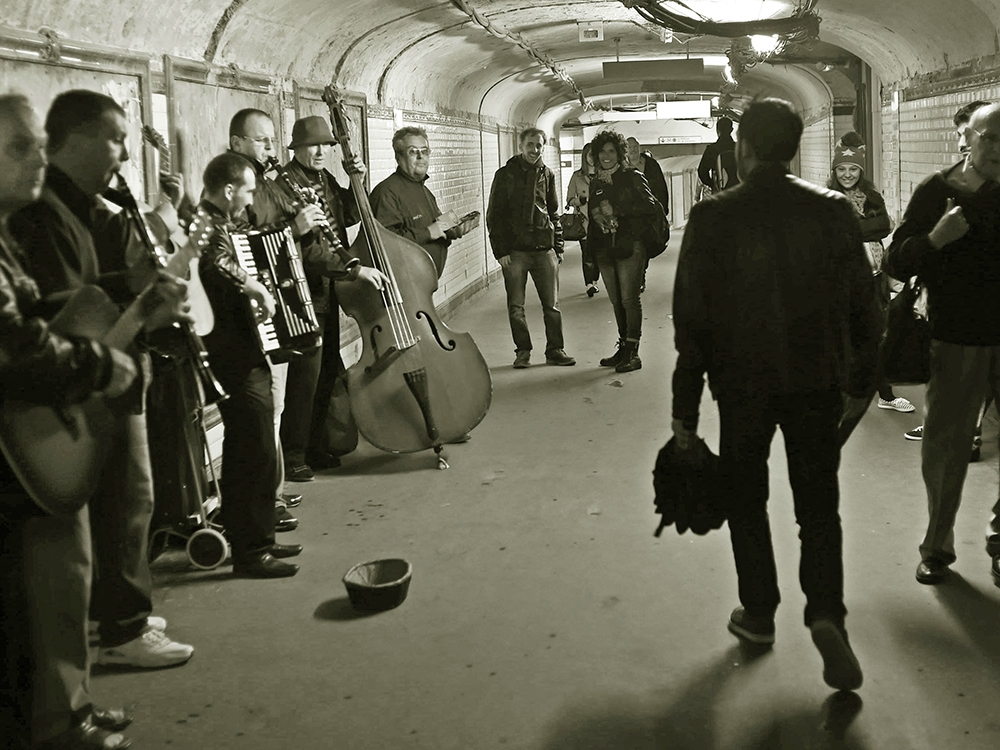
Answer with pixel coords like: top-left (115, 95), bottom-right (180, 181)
top-left (230, 226), bottom-right (321, 356)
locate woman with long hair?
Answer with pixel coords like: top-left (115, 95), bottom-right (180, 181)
top-left (588, 130), bottom-right (660, 372)
top-left (565, 143), bottom-right (600, 297)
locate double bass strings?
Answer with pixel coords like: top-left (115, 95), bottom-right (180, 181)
top-left (350, 171), bottom-right (415, 351)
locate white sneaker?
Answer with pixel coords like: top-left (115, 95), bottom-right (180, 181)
top-left (143, 616), bottom-right (167, 633)
top-left (878, 397), bottom-right (915, 413)
top-left (97, 629), bottom-right (193, 668)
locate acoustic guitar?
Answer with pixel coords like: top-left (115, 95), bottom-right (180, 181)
top-left (140, 125), bottom-right (215, 336)
top-left (0, 212), bottom-right (212, 516)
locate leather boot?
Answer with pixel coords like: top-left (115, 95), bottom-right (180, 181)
top-left (615, 339), bottom-right (642, 373)
top-left (600, 339), bottom-right (626, 367)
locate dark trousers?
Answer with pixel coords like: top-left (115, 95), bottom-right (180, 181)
top-left (281, 313), bottom-right (328, 468)
top-left (89, 411), bottom-right (155, 647)
top-left (719, 390), bottom-right (847, 628)
top-left (501, 249), bottom-right (564, 354)
top-left (597, 242), bottom-right (645, 341)
top-left (1, 513), bottom-right (31, 749)
top-left (580, 239), bottom-right (599, 286)
top-left (215, 362), bottom-right (277, 561)
top-left (308, 314), bottom-right (355, 459)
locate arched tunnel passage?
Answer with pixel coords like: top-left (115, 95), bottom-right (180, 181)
top-left (2, 2), bottom-right (1000, 748)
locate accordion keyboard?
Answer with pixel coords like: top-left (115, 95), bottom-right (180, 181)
top-left (230, 227), bottom-right (320, 355)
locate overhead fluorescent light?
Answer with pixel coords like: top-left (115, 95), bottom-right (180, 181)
top-left (656, 100), bottom-right (712, 119)
top-left (603, 111), bottom-right (658, 122)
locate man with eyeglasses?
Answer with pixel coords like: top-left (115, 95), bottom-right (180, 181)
top-left (885, 102), bottom-right (1000, 589)
top-left (370, 126), bottom-right (465, 279)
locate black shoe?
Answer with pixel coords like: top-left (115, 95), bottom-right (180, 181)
top-left (991, 554), bottom-right (1000, 589)
top-left (281, 492), bottom-right (302, 508)
top-left (513, 350), bottom-right (530, 369)
top-left (809, 619), bottom-right (863, 691)
top-left (586, 284), bottom-right (599, 298)
top-left (545, 349), bottom-right (576, 366)
top-left (91, 707), bottom-right (133, 732)
top-left (614, 340), bottom-right (642, 373)
top-left (307, 452), bottom-right (342, 470)
top-left (275, 506), bottom-right (299, 533)
top-left (270, 543), bottom-right (303, 559)
top-left (916, 559), bottom-right (949, 585)
top-left (233, 552), bottom-right (299, 578)
top-left (971, 436), bottom-right (982, 463)
top-left (600, 340), bottom-right (626, 367)
top-left (286, 464), bottom-right (315, 482)
top-left (727, 606), bottom-right (775, 645)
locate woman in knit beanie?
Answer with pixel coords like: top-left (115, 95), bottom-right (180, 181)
top-left (827, 133), bottom-right (915, 417)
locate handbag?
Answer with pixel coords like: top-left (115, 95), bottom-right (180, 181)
top-left (882, 277), bottom-right (930, 385)
top-left (560, 212), bottom-right (586, 241)
top-left (644, 199), bottom-right (670, 260)
top-left (652, 436), bottom-right (726, 536)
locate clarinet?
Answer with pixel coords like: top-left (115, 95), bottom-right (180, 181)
top-left (272, 169), bottom-right (359, 270)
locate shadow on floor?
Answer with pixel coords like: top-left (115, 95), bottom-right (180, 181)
top-left (312, 596), bottom-right (380, 622)
top-left (934, 572), bottom-right (1000, 675)
top-left (538, 644), bottom-right (871, 750)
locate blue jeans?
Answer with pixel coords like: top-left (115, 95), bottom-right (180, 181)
top-left (501, 250), bottom-right (565, 354)
top-left (598, 242), bottom-right (645, 341)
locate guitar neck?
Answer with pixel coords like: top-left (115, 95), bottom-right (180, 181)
top-left (103, 296), bottom-right (149, 352)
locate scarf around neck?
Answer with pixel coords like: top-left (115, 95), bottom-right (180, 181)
top-left (596, 164), bottom-right (621, 183)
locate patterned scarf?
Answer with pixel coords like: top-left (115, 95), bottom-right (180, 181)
top-left (596, 164), bottom-right (620, 184)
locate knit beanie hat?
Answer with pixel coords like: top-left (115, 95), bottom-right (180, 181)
top-left (832, 132), bottom-right (865, 171)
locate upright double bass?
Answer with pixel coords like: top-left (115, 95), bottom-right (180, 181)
top-left (324, 85), bottom-right (492, 469)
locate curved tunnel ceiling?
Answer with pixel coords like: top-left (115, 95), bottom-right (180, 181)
top-left (3, 1), bottom-right (1000, 126)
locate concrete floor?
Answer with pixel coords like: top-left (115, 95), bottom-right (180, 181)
top-left (95, 233), bottom-right (1000, 749)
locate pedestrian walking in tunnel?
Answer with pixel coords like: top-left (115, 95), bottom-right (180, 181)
top-left (486, 126), bottom-right (575, 369)
top-left (672, 97), bottom-right (881, 692)
top-left (885, 102), bottom-right (1000, 588)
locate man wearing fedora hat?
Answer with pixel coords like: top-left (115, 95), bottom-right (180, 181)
top-left (275, 115), bottom-right (386, 481)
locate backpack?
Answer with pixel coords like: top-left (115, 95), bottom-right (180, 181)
top-left (714, 148), bottom-right (739, 191)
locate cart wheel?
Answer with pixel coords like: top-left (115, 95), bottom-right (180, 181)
top-left (187, 528), bottom-right (229, 570)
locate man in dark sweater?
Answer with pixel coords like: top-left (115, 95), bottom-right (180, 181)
top-left (697, 116), bottom-right (740, 192)
top-left (885, 102), bottom-right (1000, 588)
top-left (370, 126), bottom-right (465, 279)
top-left (672, 98), bottom-right (880, 692)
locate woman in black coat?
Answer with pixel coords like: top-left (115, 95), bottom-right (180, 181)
top-left (588, 131), bottom-right (660, 373)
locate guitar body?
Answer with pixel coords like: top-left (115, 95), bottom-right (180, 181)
top-left (0, 287), bottom-right (122, 515)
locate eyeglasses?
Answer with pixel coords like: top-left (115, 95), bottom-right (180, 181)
top-left (238, 135), bottom-right (276, 147)
top-left (404, 147), bottom-right (431, 158)
top-left (968, 127), bottom-right (1000, 147)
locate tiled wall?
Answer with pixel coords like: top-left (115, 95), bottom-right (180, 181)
top-left (799, 115), bottom-right (834, 187)
top-left (880, 87), bottom-right (1000, 221)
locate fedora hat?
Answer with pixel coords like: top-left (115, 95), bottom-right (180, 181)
top-left (288, 116), bottom-right (337, 149)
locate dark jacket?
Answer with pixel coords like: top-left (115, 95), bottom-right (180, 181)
top-left (198, 200), bottom-right (267, 376)
top-left (587, 167), bottom-right (660, 259)
top-left (486, 155), bottom-right (563, 258)
top-left (884, 166), bottom-right (1000, 345)
top-left (637, 152), bottom-right (669, 216)
top-left (0, 225), bottom-right (115, 496)
top-left (8, 166), bottom-right (136, 309)
top-left (370, 168), bottom-right (450, 278)
top-left (274, 159), bottom-right (361, 316)
top-left (672, 165), bottom-right (880, 428)
top-left (698, 135), bottom-right (740, 191)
